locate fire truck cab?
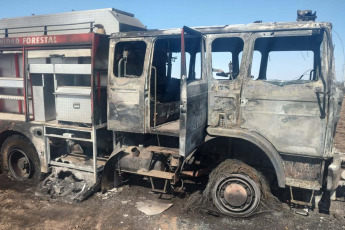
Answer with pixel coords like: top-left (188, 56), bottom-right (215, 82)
top-left (103, 17), bottom-right (343, 217)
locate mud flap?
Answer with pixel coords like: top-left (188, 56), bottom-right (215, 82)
top-left (101, 151), bottom-right (125, 192)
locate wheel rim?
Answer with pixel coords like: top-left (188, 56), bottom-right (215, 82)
top-left (8, 149), bottom-right (32, 180)
top-left (213, 174), bottom-right (261, 216)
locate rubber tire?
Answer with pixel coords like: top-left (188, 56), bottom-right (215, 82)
top-left (1, 135), bottom-right (41, 181)
top-left (207, 159), bottom-right (264, 217)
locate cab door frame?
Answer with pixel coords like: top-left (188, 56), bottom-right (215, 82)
top-left (240, 29), bottom-right (329, 158)
top-left (206, 33), bottom-right (249, 128)
top-left (107, 37), bottom-right (153, 133)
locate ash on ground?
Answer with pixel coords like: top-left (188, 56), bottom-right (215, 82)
top-left (35, 168), bottom-right (95, 203)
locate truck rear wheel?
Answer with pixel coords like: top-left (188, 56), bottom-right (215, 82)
top-left (207, 159), bottom-right (266, 217)
top-left (1, 135), bottom-right (41, 181)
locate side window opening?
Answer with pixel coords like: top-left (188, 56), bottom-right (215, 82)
top-left (149, 37), bottom-right (203, 128)
top-left (151, 37), bottom-right (202, 103)
top-left (188, 52), bottom-right (201, 81)
top-left (151, 38), bottom-right (184, 104)
top-left (150, 38), bottom-right (184, 128)
top-left (212, 37), bottom-right (244, 80)
top-left (251, 35), bottom-right (322, 81)
top-left (251, 51), bottom-right (262, 79)
top-left (186, 37), bottom-right (203, 81)
top-left (114, 41), bottom-right (146, 78)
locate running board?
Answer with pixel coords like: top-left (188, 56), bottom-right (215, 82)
top-left (136, 169), bottom-right (174, 180)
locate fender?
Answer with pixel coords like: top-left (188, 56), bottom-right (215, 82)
top-left (101, 149), bottom-right (127, 192)
top-left (207, 127), bottom-right (286, 188)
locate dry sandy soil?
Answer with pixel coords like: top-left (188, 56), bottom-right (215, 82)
top-left (1, 177), bottom-right (345, 230)
top-left (1, 97), bottom-right (345, 230)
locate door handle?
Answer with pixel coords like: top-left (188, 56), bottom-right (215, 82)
top-left (315, 87), bottom-right (329, 95)
top-left (180, 101), bottom-right (187, 113)
top-left (73, 103), bottom-right (80, 109)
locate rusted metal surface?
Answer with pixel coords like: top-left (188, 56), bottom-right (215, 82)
top-left (111, 21), bottom-right (331, 39)
top-left (144, 146), bottom-right (179, 156)
top-left (283, 155), bottom-right (322, 181)
top-left (223, 183), bottom-right (248, 207)
top-left (107, 38), bottom-right (153, 133)
top-left (180, 168), bottom-right (209, 177)
top-left (241, 80), bottom-right (326, 157)
top-left (282, 155), bottom-right (323, 189)
top-left (207, 126), bottom-right (286, 188)
top-left (105, 20), bottom-right (342, 193)
top-left (178, 27), bottom-right (208, 158)
top-left (134, 169), bottom-right (174, 180)
top-left (151, 101), bottom-right (180, 127)
top-left (203, 22), bottom-right (342, 190)
top-left (101, 145), bottom-right (181, 191)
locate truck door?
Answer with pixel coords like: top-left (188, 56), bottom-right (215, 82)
top-left (241, 30), bottom-right (328, 158)
top-left (108, 39), bottom-right (150, 133)
top-left (179, 27), bottom-right (208, 157)
top-left (207, 35), bottom-right (245, 128)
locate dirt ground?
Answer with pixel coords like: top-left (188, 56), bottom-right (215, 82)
top-left (1, 177), bottom-right (345, 230)
top-left (1, 97), bottom-right (345, 230)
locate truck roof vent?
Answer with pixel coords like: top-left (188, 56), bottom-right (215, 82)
top-left (297, 10), bottom-right (317, 21)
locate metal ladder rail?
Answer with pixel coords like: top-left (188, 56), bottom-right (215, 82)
top-left (0, 21), bottom-right (95, 37)
top-left (0, 52), bottom-right (31, 120)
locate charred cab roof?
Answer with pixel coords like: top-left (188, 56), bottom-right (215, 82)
top-left (110, 21), bottom-right (331, 39)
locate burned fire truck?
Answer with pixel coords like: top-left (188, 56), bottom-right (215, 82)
top-left (0, 9), bottom-right (343, 217)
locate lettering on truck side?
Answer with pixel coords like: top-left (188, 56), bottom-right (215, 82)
top-left (23, 36), bottom-right (57, 45)
top-left (0, 36), bottom-right (57, 45)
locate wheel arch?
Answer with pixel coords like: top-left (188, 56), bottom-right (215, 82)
top-left (207, 127), bottom-right (286, 188)
top-left (0, 130), bottom-right (26, 153)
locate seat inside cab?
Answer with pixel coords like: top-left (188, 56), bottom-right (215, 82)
top-left (150, 37), bottom-right (201, 136)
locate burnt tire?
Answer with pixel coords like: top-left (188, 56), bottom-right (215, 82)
top-left (206, 159), bottom-right (267, 217)
top-left (1, 135), bottom-right (41, 181)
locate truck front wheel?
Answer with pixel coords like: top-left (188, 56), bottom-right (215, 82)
top-left (1, 135), bottom-right (41, 181)
top-left (208, 159), bottom-right (267, 217)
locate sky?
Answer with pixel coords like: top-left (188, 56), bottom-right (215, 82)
top-left (1, 0), bottom-right (344, 81)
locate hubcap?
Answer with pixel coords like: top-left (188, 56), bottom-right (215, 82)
top-left (8, 149), bottom-right (31, 180)
top-left (214, 174), bottom-right (260, 216)
top-left (223, 183), bottom-right (248, 207)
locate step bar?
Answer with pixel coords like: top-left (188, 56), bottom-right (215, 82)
top-left (0, 77), bottom-right (23, 88)
top-left (0, 94), bottom-right (24, 100)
